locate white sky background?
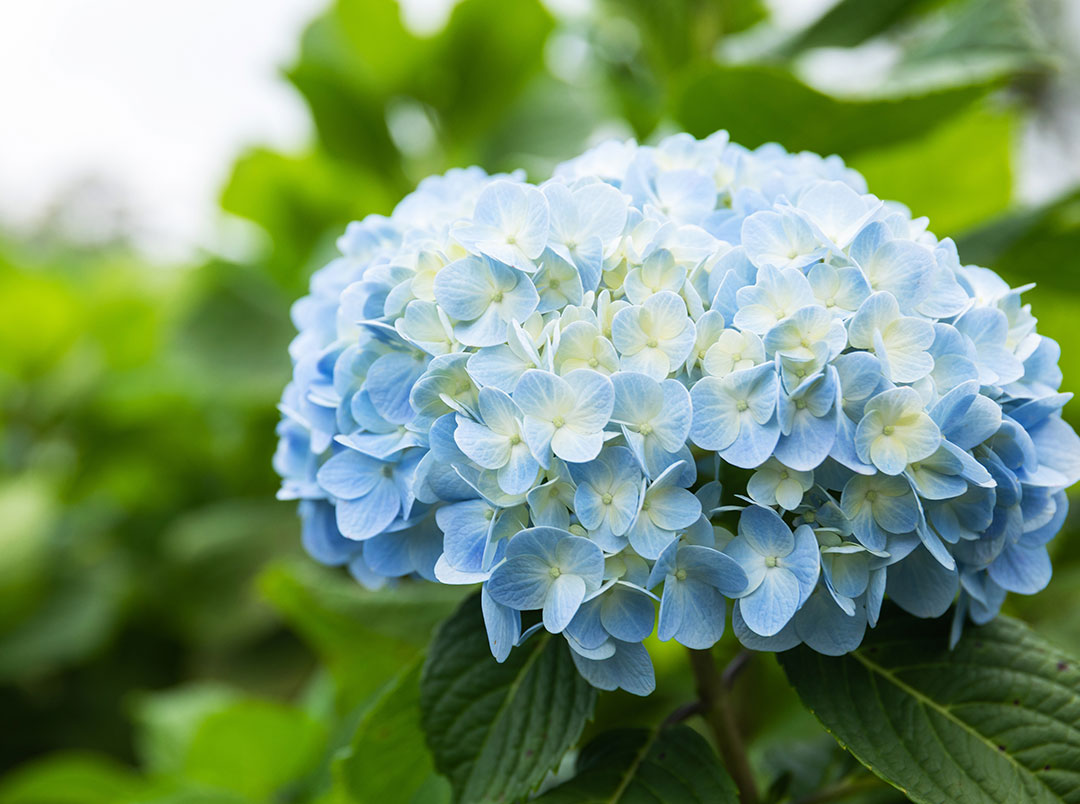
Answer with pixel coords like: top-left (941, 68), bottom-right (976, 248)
top-left (0, 0), bottom-right (1075, 263)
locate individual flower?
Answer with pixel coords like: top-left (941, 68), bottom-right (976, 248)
top-left (486, 527), bottom-right (605, 633)
top-left (611, 291), bottom-right (696, 379)
top-left (855, 387), bottom-right (941, 475)
top-left (454, 387), bottom-right (540, 495)
top-left (433, 254), bottom-right (540, 347)
top-left (514, 368), bottom-right (614, 465)
top-left (609, 371), bottom-right (692, 477)
top-left (566, 446), bottom-right (642, 552)
top-left (724, 506), bottom-right (820, 636)
top-left (453, 180), bottom-right (550, 273)
top-left (748, 458), bottom-right (814, 510)
top-left (649, 541), bottom-right (748, 649)
top-left (625, 461), bottom-right (702, 559)
top-left (689, 362), bottom-right (780, 468)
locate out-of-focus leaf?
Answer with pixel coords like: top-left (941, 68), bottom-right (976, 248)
top-left (535, 726), bottom-right (739, 803)
top-left (0, 754), bottom-right (146, 804)
top-left (0, 556), bottom-right (127, 682)
top-left (955, 189), bottom-right (1080, 280)
top-left (780, 609), bottom-right (1080, 804)
top-left (896, 0), bottom-right (1052, 82)
top-left (676, 64), bottom-right (994, 156)
top-left (333, 659), bottom-right (450, 804)
top-left (258, 560), bottom-right (465, 708)
top-left (220, 150), bottom-right (386, 293)
top-left (420, 594), bottom-right (596, 804)
top-left (130, 683), bottom-right (242, 776)
top-left (0, 477), bottom-right (55, 631)
top-left (182, 700), bottom-right (325, 800)
top-left (415, 0), bottom-right (555, 160)
top-left (158, 501), bottom-right (300, 648)
top-left (851, 105), bottom-right (1014, 235)
top-left (0, 264), bottom-right (84, 377)
top-left (778, 0), bottom-right (937, 54)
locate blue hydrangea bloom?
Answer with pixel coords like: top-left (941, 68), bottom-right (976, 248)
top-left (275, 134), bottom-right (1078, 696)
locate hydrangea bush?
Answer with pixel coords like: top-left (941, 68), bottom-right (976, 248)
top-left (274, 132), bottom-right (1078, 696)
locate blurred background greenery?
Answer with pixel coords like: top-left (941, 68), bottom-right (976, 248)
top-left (2, 0), bottom-right (1079, 801)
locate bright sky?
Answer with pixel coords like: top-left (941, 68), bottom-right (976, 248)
top-left (1, 0), bottom-right (1074, 262)
top-left (0, 0), bottom-right (333, 259)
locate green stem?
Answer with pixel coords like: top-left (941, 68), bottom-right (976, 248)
top-left (687, 648), bottom-right (759, 804)
top-left (792, 775), bottom-right (884, 804)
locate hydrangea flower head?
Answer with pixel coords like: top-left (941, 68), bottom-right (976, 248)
top-left (274, 136), bottom-right (1078, 695)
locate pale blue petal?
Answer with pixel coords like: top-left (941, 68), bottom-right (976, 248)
top-left (482, 586), bottom-right (521, 663)
top-left (487, 554), bottom-right (554, 610)
top-left (987, 542), bottom-right (1051, 595)
top-left (738, 505), bottom-right (795, 558)
top-left (795, 590), bottom-right (867, 656)
top-left (335, 479), bottom-right (400, 540)
top-left (569, 639), bottom-right (655, 696)
top-left (646, 486), bottom-right (701, 530)
top-left (544, 574), bottom-right (587, 633)
top-left (739, 568), bottom-right (801, 637)
top-left (365, 351), bottom-right (426, 423)
top-left (680, 545), bottom-right (748, 596)
top-left (673, 581), bottom-right (728, 649)
top-left (689, 376), bottom-right (740, 451)
top-left (733, 602), bottom-right (801, 652)
top-left (886, 545), bottom-right (958, 618)
top-left (600, 584), bottom-right (655, 643)
top-left (317, 450), bottom-right (382, 499)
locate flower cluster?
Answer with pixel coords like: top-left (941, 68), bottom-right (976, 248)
top-left (274, 133), bottom-right (1078, 695)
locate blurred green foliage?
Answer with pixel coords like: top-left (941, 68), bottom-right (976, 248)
top-left (1, 0), bottom-right (1078, 801)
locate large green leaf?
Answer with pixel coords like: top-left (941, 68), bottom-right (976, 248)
top-left (334, 659), bottom-right (450, 804)
top-left (420, 594), bottom-right (596, 804)
top-left (130, 683), bottom-right (242, 776)
top-left (851, 106), bottom-right (1014, 236)
top-left (182, 700), bottom-right (326, 800)
top-left (0, 754), bottom-right (147, 804)
top-left (259, 560), bottom-right (465, 708)
top-left (536, 725), bottom-right (739, 803)
top-left (780, 610), bottom-right (1080, 803)
top-left (777, 0), bottom-right (934, 54)
top-left (675, 64), bottom-right (994, 157)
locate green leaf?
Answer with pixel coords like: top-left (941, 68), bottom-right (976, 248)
top-left (182, 700), bottom-right (326, 800)
top-left (333, 659), bottom-right (450, 804)
top-left (850, 105), bottom-right (1014, 236)
top-left (420, 594), bottom-right (597, 804)
top-left (896, 0), bottom-right (1052, 80)
top-left (259, 560), bottom-right (465, 708)
top-left (0, 753), bottom-right (146, 804)
top-left (780, 609), bottom-right (1080, 804)
top-left (535, 725), bottom-right (740, 803)
top-left (130, 683), bottom-right (242, 776)
top-left (777, 0), bottom-right (935, 53)
top-left (675, 64), bottom-right (995, 157)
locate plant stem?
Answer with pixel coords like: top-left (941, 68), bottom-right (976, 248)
top-left (792, 775), bottom-right (884, 804)
top-left (687, 648), bottom-right (759, 804)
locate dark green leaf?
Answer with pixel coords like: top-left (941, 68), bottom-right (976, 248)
top-left (675, 64), bottom-right (994, 156)
top-left (334, 659), bottom-right (450, 804)
top-left (780, 609), bottom-right (1080, 804)
top-left (420, 594), bottom-right (596, 804)
top-left (536, 725), bottom-right (739, 803)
